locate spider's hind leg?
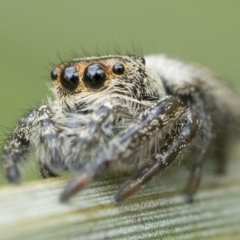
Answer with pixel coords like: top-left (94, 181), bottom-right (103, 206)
top-left (185, 101), bottom-right (213, 203)
top-left (162, 80), bottom-right (214, 203)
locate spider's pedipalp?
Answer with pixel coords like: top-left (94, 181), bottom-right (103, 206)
top-left (65, 103), bottom-right (131, 171)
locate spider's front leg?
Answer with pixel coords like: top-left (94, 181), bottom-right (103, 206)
top-left (115, 110), bottom-right (200, 203)
top-left (2, 109), bottom-right (37, 183)
top-left (60, 96), bottom-right (200, 202)
top-left (2, 104), bottom-right (62, 183)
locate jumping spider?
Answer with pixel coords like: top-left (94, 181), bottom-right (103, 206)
top-left (2, 54), bottom-right (240, 203)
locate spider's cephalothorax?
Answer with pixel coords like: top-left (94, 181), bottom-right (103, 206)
top-left (2, 54), bottom-right (240, 203)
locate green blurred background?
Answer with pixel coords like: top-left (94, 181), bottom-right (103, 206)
top-left (0, 0), bottom-right (240, 183)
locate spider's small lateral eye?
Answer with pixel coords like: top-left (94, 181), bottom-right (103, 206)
top-left (60, 66), bottom-right (79, 91)
top-left (112, 63), bottom-right (125, 75)
top-left (83, 63), bottom-right (106, 89)
top-left (50, 69), bottom-right (58, 80)
top-left (138, 56), bottom-right (146, 65)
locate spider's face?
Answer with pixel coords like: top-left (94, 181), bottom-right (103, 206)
top-left (50, 55), bottom-right (143, 92)
top-left (50, 55), bottom-right (165, 109)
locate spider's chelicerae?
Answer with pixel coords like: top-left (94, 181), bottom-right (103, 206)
top-left (2, 54), bottom-right (240, 203)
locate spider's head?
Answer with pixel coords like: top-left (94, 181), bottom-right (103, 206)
top-left (50, 55), bottom-right (164, 109)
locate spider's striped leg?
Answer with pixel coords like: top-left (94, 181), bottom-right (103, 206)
top-left (60, 96), bottom-right (197, 202)
top-left (114, 110), bottom-right (200, 203)
top-left (36, 105), bottom-right (63, 178)
top-left (2, 109), bottom-right (37, 183)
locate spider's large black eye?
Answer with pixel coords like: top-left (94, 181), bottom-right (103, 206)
top-left (138, 56), bottom-right (146, 65)
top-left (60, 66), bottom-right (79, 91)
top-left (83, 63), bottom-right (106, 89)
top-left (50, 69), bottom-right (58, 80)
top-left (112, 63), bottom-right (125, 75)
